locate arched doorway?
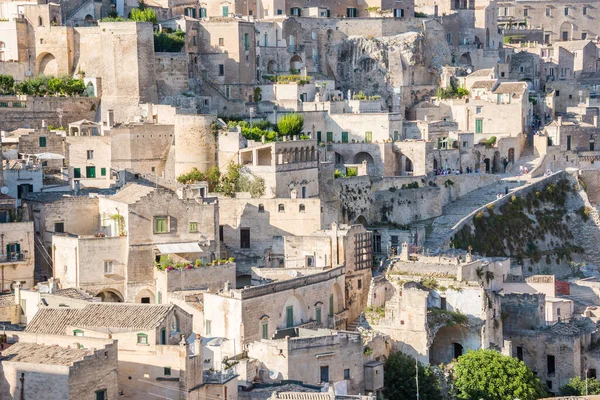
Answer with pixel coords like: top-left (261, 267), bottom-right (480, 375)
top-left (560, 21), bottom-right (573, 41)
top-left (135, 289), bottom-right (155, 304)
top-left (404, 157), bottom-right (414, 175)
top-left (334, 152), bottom-right (345, 167)
top-left (354, 152), bottom-right (375, 175)
top-left (37, 53), bottom-right (58, 75)
top-left (484, 158), bottom-right (491, 173)
top-left (84, 14), bottom-right (94, 25)
top-left (290, 55), bottom-right (303, 72)
top-left (458, 53), bottom-right (472, 66)
top-left (267, 59), bottom-right (277, 74)
top-left (96, 289), bottom-right (124, 302)
top-left (281, 294), bottom-right (307, 328)
top-left (355, 215), bottom-right (368, 226)
top-left (508, 148), bottom-right (515, 163)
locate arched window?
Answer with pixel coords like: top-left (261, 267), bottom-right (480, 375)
top-left (170, 315), bottom-right (179, 333)
top-left (299, 204), bottom-right (305, 213)
top-left (260, 315), bottom-right (270, 339)
top-left (278, 204), bottom-right (285, 212)
top-left (258, 204), bottom-right (265, 213)
top-left (38, 16), bottom-right (43, 26)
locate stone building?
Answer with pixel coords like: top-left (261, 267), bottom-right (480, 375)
top-left (0, 338), bottom-right (119, 400)
top-left (50, 183), bottom-right (219, 303)
top-left (497, 0), bottom-right (600, 44)
top-left (65, 120), bottom-right (112, 189)
top-left (0, 218), bottom-right (35, 293)
top-left (15, 127), bottom-right (66, 170)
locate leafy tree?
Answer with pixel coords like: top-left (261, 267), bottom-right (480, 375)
top-left (454, 350), bottom-right (547, 400)
top-left (383, 352), bottom-right (442, 400)
top-left (560, 376), bottom-right (600, 396)
top-left (130, 7), bottom-right (157, 23)
top-left (277, 113), bottom-right (304, 137)
top-left (154, 31), bottom-right (185, 52)
top-left (47, 77), bottom-right (64, 94)
top-left (0, 75), bottom-right (15, 94)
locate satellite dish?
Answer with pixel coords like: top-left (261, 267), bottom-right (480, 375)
top-left (1, 187), bottom-right (9, 195)
top-left (25, 71), bottom-right (31, 77)
top-left (269, 370), bottom-right (280, 380)
top-left (466, 68), bottom-right (472, 74)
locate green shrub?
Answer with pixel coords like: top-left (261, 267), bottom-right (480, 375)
top-left (130, 7), bottom-right (157, 23)
top-left (154, 31), bottom-right (185, 52)
top-left (278, 113), bottom-right (304, 137)
top-left (346, 167), bottom-right (358, 177)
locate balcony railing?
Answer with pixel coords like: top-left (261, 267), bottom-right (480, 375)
top-left (0, 253), bottom-right (25, 263)
top-left (203, 369), bottom-right (236, 383)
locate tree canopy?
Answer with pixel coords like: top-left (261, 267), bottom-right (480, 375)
top-left (454, 350), bottom-right (547, 400)
top-left (560, 376), bottom-right (600, 396)
top-left (383, 352), bottom-right (443, 400)
top-left (277, 113), bottom-right (304, 137)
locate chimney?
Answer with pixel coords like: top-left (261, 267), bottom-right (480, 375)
top-left (224, 280), bottom-right (231, 291)
top-left (594, 115), bottom-right (599, 128)
top-left (106, 110), bottom-right (115, 127)
top-left (400, 242), bottom-right (409, 261)
top-left (48, 277), bottom-right (57, 294)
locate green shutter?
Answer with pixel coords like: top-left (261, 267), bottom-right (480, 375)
top-left (316, 308), bottom-right (322, 324)
top-left (286, 306), bottom-right (294, 328)
top-left (326, 132), bottom-right (333, 142)
top-left (200, 8), bottom-right (206, 17)
top-left (475, 119), bottom-right (483, 134)
top-left (341, 132), bottom-right (348, 143)
top-left (86, 166), bottom-right (96, 178)
top-left (262, 322), bottom-right (268, 339)
top-left (222, 6), bottom-right (228, 16)
top-left (157, 291), bottom-right (162, 304)
top-left (101, 168), bottom-right (106, 176)
top-left (39, 137), bottom-right (47, 147)
top-left (365, 131), bottom-right (372, 143)
top-left (317, 131), bottom-right (322, 143)
top-left (394, 131), bottom-right (399, 141)
top-left (74, 168), bottom-right (81, 178)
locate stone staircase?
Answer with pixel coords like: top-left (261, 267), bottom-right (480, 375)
top-left (424, 179), bottom-right (523, 252)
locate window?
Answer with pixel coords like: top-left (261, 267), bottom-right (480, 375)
top-left (39, 136), bottom-right (47, 147)
top-left (244, 33), bottom-right (249, 51)
top-left (205, 320), bottom-right (212, 336)
top-left (358, 279), bottom-right (362, 289)
top-left (393, 8), bottom-right (404, 18)
top-left (317, 131), bottom-right (322, 143)
top-left (218, 38), bottom-right (224, 47)
top-left (73, 329), bottom-right (84, 337)
top-left (584, 6), bottom-right (588, 15)
top-left (286, 306), bottom-right (294, 327)
top-left (316, 307), bottom-right (322, 324)
top-left (547, 381), bottom-right (553, 390)
top-left (137, 333), bottom-right (148, 345)
top-left (301, 186), bottom-right (306, 199)
top-left (261, 322), bottom-right (268, 339)
top-left (86, 166), bottom-right (96, 178)
top-left (38, 16), bottom-right (43, 26)
top-left (74, 168), bottom-right (81, 178)
top-left (341, 132), bottom-right (348, 143)
top-left (160, 328), bottom-right (166, 344)
top-left (101, 168), bottom-right (106, 176)
top-left (55, 222), bottom-right (65, 233)
top-left (517, 346), bottom-right (523, 361)
top-left (219, 225), bottom-right (224, 241)
top-left (141, 297), bottom-right (150, 303)
top-left (519, 66), bottom-right (524, 73)
top-left (393, 131), bottom-right (399, 141)
top-left (440, 297), bottom-right (447, 310)
top-left (240, 228), bottom-right (250, 248)
top-left (524, 8), bottom-right (528, 17)
top-left (189, 222), bottom-right (198, 232)
top-left (346, 7), bottom-right (357, 17)
top-left (344, 369), bottom-right (350, 380)
top-left (219, 64), bottom-right (224, 76)
top-left (306, 255), bottom-right (314, 267)
top-left (555, 90), bottom-right (560, 97)
top-left (326, 132), bottom-right (333, 142)
top-left (278, 204), bottom-right (285, 212)
top-left (258, 204), bottom-right (265, 213)
top-left (329, 294), bottom-right (334, 316)
top-left (200, 7), bottom-right (207, 17)
top-left (582, 33), bottom-right (588, 40)
top-left (87, 150), bottom-right (94, 160)
top-left (446, 33), bottom-right (452, 45)
top-left (226, 86), bottom-right (230, 98)
top-left (222, 5), bottom-right (228, 16)
top-left (546, 7), bottom-right (551, 17)
top-left (547, 355), bottom-right (555, 375)
top-left (290, 7), bottom-right (301, 16)
top-left (589, 369), bottom-right (597, 379)
top-left (154, 217), bottom-right (168, 233)
top-left (562, 31), bottom-right (568, 41)
top-left (564, 7), bottom-right (568, 16)
top-left (277, 9), bottom-right (283, 15)
top-left (475, 119), bottom-right (483, 134)
top-left (164, 367), bottom-right (171, 376)
top-left (476, 106), bottom-right (482, 114)
top-left (95, 390), bottom-right (107, 400)
top-left (365, 131), bottom-right (372, 143)
top-left (567, 136), bottom-right (571, 150)
top-left (320, 366), bottom-right (329, 383)
top-left (545, 34), bottom-right (550, 45)
top-left (104, 261), bottom-right (113, 274)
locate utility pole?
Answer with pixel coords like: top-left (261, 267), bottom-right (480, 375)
top-left (415, 357), bottom-right (420, 400)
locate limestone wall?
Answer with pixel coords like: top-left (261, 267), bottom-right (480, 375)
top-left (155, 263), bottom-right (236, 294)
top-left (0, 222), bottom-right (35, 291)
top-left (174, 114), bottom-right (217, 176)
top-left (155, 53), bottom-right (190, 99)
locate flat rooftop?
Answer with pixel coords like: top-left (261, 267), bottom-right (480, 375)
top-left (1, 342), bottom-right (95, 366)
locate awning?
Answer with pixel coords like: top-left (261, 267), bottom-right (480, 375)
top-left (156, 242), bottom-right (202, 254)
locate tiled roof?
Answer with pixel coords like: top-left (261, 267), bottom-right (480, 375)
top-left (274, 394), bottom-right (330, 400)
top-left (54, 288), bottom-right (96, 301)
top-left (555, 40), bottom-right (593, 51)
top-left (470, 80), bottom-right (497, 90)
top-left (1, 342), bottom-right (95, 365)
top-left (110, 183), bottom-right (156, 204)
top-left (26, 303), bottom-right (175, 335)
top-left (0, 294), bottom-right (15, 308)
top-left (492, 82), bottom-right (527, 94)
top-left (467, 68), bottom-right (493, 77)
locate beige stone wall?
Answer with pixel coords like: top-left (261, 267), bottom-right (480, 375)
top-left (17, 129), bottom-right (65, 169)
top-left (174, 114), bottom-right (217, 176)
top-left (0, 222), bottom-right (35, 292)
top-left (0, 304), bottom-right (20, 324)
top-left (155, 262), bottom-right (236, 295)
top-left (66, 135), bottom-right (112, 188)
top-left (155, 53), bottom-right (190, 99)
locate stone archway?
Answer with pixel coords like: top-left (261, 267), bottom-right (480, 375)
top-left (96, 289), bottom-right (124, 302)
top-left (135, 289), bottom-right (155, 304)
top-left (405, 157), bottom-right (414, 175)
top-left (290, 55), bottom-right (303, 72)
top-left (353, 152), bottom-right (375, 174)
top-left (267, 59), bottom-right (277, 74)
top-left (37, 52), bottom-right (58, 75)
top-left (458, 53), bottom-right (472, 66)
top-left (560, 21), bottom-right (573, 41)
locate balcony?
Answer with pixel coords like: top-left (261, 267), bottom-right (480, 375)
top-left (0, 253), bottom-right (25, 263)
top-left (203, 369), bottom-right (237, 384)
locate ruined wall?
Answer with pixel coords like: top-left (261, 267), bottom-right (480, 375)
top-left (501, 293), bottom-right (546, 332)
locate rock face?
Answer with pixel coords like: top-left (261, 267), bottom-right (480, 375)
top-left (327, 30), bottom-right (451, 108)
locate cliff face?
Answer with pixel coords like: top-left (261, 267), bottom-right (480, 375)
top-left (327, 30), bottom-right (451, 106)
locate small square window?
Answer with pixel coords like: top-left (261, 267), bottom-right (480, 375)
top-left (55, 222), bottom-right (65, 233)
top-left (278, 204), bottom-right (285, 212)
top-left (344, 369), bottom-right (350, 380)
top-left (87, 150), bottom-right (94, 160)
top-left (39, 136), bottom-right (47, 147)
top-left (164, 367), bottom-right (171, 376)
top-left (100, 168), bottom-right (106, 176)
top-left (476, 106), bottom-right (482, 114)
top-left (154, 217), bottom-right (168, 233)
top-left (95, 389), bottom-right (107, 400)
top-left (137, 333), bottom-right (148, 345)
top-left (104, 261), bottom-right (113, 274)
top-left (258, 204), bottom-right (265, 213)
top-left (189, 222), bottom-right (198, 233)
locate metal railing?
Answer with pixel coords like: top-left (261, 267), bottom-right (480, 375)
top-left (0, 253), bottom-right (25, 263)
